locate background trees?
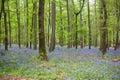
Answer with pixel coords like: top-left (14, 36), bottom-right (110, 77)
top-left (0, 0), bottom-right (119, 56)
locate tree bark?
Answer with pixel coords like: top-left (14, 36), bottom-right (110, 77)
top-left (7, 0), bottom-right (12, 47)
top-left (100, 0), bottom-right (107, 56)
top-left (114, 0), bottom-right (120, 50)
top-left (75, 15), bottom-right (78, 49)
top-left (38, 0), bottom-right (48, 61)
top-left (80, 1), bottom-right (83, 48)
top-left (3, 0), bottom-right (8, 50)
top-left (49, 0), bottom-right (56, 52)
top-left (0, 0), bottom-right (3, 47)
top-left (88, 0), bottom-right (91, 49)
top-left (30, 22), bottom-right (32, 49)
top-left (16, 0), bottom-right (21, 48)
top-left (0, 20), bottom-right (2, 47)
top-left (59, 0), bottom-right (63, 46)
top-left (48, 0), bottom-right (51, 47)
top-left (33, 0), bottom-right (37, 50)
top-left (66, 0), bottom-right (71, 48)
top-left (94, 0), bottom-right (97, 47)
top-left (26, 0), bottom-right (29, 48)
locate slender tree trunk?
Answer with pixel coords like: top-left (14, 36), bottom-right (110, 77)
top-left (71, 0), bottom-right (75, 47)
top-left (0, 1), bottom-right (2, 20)
top-left (3, 0), bottom-right (8, 50)
top-left (48, 0), bottom-right (51, 47)
top-left (88, 0), bottom-right (91, 49)
top-left (108, 31), bottom-right (112, 48)
top-left (114, 0), bottom-right (120, 50)
top-left (80, 1), bottom-right (83, 48)
top-left (7, 0), bottom-right (12, 47)
top-left (38, 0), bottom-right (48, 61)
top-left (66, 0), bottom-right (70, 48)
top-left (16, 0), bottom-right (21, 48)
top-left (26, 0), bottom-right (29, 48)
top-left (49, 0), bottom-right (56, 52)
top-left (30, 25), bottom-right (32, 49)
top-left (33, 0), bottom-right (37, 50)
top-left (75, 15), bottom-right (78, 49)
top-left (113, 30), bottom-right (115, 47)
top-left (30, 10), bottom-right (33, 49)
top-left (74, 0), bottom-right (85, 48)
top-left (0, 1), bottom-right (3, 47)
top-left (59, 0), bottom-right (63, 46)
top-left (94, 0), bottom-right (97, 47)
top-left (30, 3), bottom-right (32, 49)
top-left (23, 1), bottom-right (26, 46)
top-left (0, 19), bottom-right (1, 47)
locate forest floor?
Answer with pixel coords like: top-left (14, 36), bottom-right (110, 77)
top-left (0, 45), bottom-right (120, 80)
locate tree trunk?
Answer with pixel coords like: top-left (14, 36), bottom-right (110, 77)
top-left (66, 0), bottom-right (71, 48)
top-left (94, 0), bottom-right (97, 47)
top-left (80, 1), bottom-right (83, 48)
top-left (30, 24), bottom-right (32, 49)
top-left (100, 0), bottom-right (107, 56)
top-left (0, 0), bottom-right (3, 47)
top-left (59, 0), bottom-right (63, 46)
top-left (7, 0), bottom-right (12, 47)
top-left (88, 0), bottom-right (91, 49)
top-left (0, 18), bottom-right (1, 47)
top-left (33, 0), bottom-right (37, 50)
top-left (114, 0), bottom-right (120, 50)
top-left (3, 0), bottom-right (8, 50)
top-left (75, 15), bottom-right (78, 49)
top-left (16, 0), bottom-right (21, 48)
top-left (47, 0), bottom-right (51, 47)
top-left (49, 0), bottom-right (56, 52)
top-left (38, 0), bottom-right (48, 61)
top-left (26, 0), bottom-right (29, 48)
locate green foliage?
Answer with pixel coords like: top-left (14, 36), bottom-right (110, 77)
top-left (0, 0), bottom-right (118, 47)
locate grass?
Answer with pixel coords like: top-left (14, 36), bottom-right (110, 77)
top-left (0, 51), bottom-right (120, 80)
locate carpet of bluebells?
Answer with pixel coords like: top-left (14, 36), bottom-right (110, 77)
top-left (0, 44), bottom-right (120, 80)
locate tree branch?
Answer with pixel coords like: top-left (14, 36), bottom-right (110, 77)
top-left (75, 0), bottom-right (85, 16)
